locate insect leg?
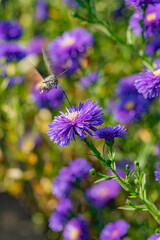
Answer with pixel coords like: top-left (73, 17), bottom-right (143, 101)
top-left (59, 86), bottom-right (71, 107)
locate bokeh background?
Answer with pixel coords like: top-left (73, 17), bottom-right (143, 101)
top-left (1, 0), bottom-right (160, 239)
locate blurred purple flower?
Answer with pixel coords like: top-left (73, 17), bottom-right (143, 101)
top-left (48, 28), bottom-right (93, 75)
top-left (144, 4), bottom-right (160, 38)
top-left (69, 158), bottom-right (92, 179)
top-left (146, 37), bottom-right (160, 56)
top-left (49, 211), bottom-right (66, 232)
top-left (134, 70), bottom-right (160, 99)
top-left (117, 159), bottom-right (135, 174)
top-left (129, 9), bottom-right (142, 36)
top-left (0, 20), bottom-right (22, 41)
top-left (7, 75), bottom-right (24, 88)
top-left (48, 99), bottom-right (103, 148)
top-left (148, 233), bottom-right (160, 240)
top-left (28, 36), bottom-right (46, 54)
top-left (35, 0), bottom-right (48, 21)
top-left (113, 95), bottom-right (150, 123)
top-left (155, 142), bottom-right (160, 157)
top-left (109, 74), bottom-right (150, 123)
top-left (100, 219), bottom-right (129, 240)
top-left (154, 162), bottom-right (160, 183)
top-left (154, 58), bottom-right (160, 69)
top-left (63, 218), bottom-right (90, 240)
top-left (63, 0), bottom-right (80, 9)
top-left (52, 175), bottom-right (72, 199)
top-left (31, 87), bottom-right (64, 110)
top-left (126, 0), bottom-right (160, 6)
top-left (52, 167), bottom-right (73, 199)
top-left (129, 5), bottom-right (160, 38)
top-left (56, 198), bottom-right (72, 216)
top-left (86, 180), bottom-right (121, 208)
top-left (80, 72), bottom-right (99, 87)
top-left (93, 125), bottom-right (127, 142)
top-left (0, 42), bottom-right (27, 62)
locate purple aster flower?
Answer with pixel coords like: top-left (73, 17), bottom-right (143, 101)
top-left (56, 198), bottom-right (72, 216)
top-left (31, 87), bottom-right (64, 110)
top-left (35, 0), bottom-right (48, 21)
top-left (144, 4), bottom-right (160, 38)
top-left (93, 125), bottom-right (127, 142)
top-left (129, 5), bottom-right (160, 38)
top-left (49, 211), bottom-right (66, 232)
top-left (155, 143), bottom-right (160, 157)
top-left (129, 9), bottom-right (142, 36)
top-left (63, 218), bottom-right (90, 240)
top-left (100, 219), bottom-right (129, 240)
top-left (125, 0), bottom-right (160, 7)
top-left (52, 167), bottom-right (73, 199)
top-left (134, 70), bottom-right (160, 99)
top-left (0, 20), bottom-right (22, 41)
top-left (48, 28), bottom-right (93, 75)
top-left (28, 36), bottom-right (46, 54)
top-left (86, 180), bottom-right (121, 208)
top-left (146, 37), bottom-right (160, 56)
top-left (69, 158), bottom-right (92, 179)
top-left (110, 74), bottom-right (150, 123)
top-left (7, 75), bottom-right (24, 88)
top-left (113, 95), bottom-right (150, 123)
top-left (148, 233), bottom-right (160, 240)
top-left (48, 99), bottom-right (103, 148)
top-left (154, 162), bottom-right (160, 183)
top-left (80, 72), bottom-right (99, 87)
top-left (0, 42), bottom-right (27, 62)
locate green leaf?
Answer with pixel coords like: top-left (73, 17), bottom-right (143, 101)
top-left (118, 206), bottom-right (148, 211)
top-left (94, 176), bottom-right (116, 184)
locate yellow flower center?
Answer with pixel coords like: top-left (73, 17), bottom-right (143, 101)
top-left (66, 111), bottom-right (79, 121)
top-left (153, 69), bottom-right (160, 76)
top-left (125, 101), bottom-right (135, 110)
top-left (70, 229), bottom-right (80, 239)
top-left (146, 13), bottom-right (156, 21)
top-left (111, 230), bottom-right (119, 238)
top-left (61, 36), bottom-right (75, 47)
top-left (100, 188), bottom-right (108, 197)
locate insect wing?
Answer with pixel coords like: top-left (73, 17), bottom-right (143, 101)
top-left (42, 47), bottom-right (55, 75)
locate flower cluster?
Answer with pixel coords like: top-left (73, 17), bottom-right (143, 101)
top-left (130, 4), bottom-right (160, 38)
top-left (100, 219), bottom-right (130, 240)
top-left (108, 74), bottom-right (150, 123)
top-left (48, 99), bottom-right (103, 148)
top-left (31, 87), bottom-right (64, 110)
top-left (48, 28), bottom-right (94, 75)
top-left (49, 158), bottom-right (91, 235)
top-left (80, 72), bottom-right (99, 87)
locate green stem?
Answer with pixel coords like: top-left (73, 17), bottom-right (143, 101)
top-left (83, 138), bottom-right (160, 225)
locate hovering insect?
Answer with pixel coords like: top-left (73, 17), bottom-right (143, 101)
top-left (40, 47), bottom-right (68, 93)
